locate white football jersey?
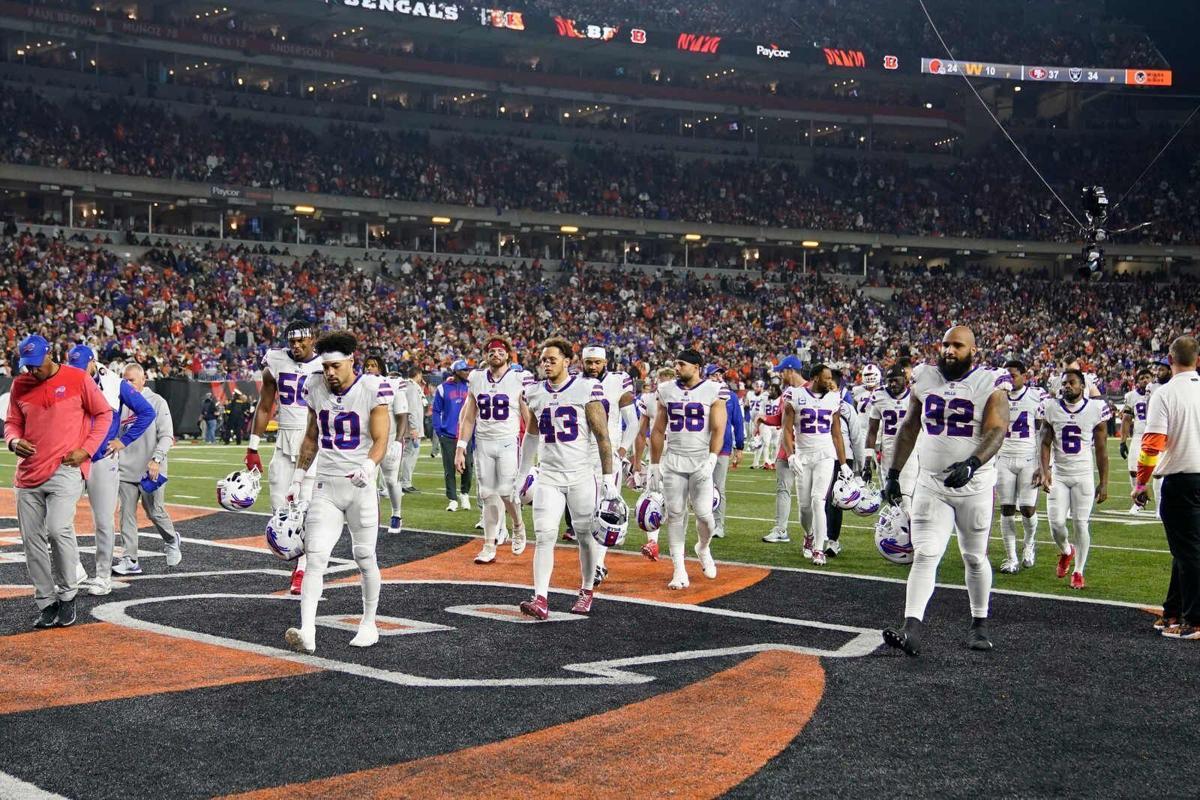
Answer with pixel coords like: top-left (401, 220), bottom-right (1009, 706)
top-left (1041, 396), bottom-right (1111, 477)
top-left (591, 371), bottom-right (633, 457)
top-left (263, 348), bottom-right (324, 430)
top-left (783, 386), bottom-right (842, 457)
top-left (760, 396), bottom-right (783, 427)
top-left (468, 366), bottom-right (532, 441)
top-left (868, 387), bottom-right (911, 458)
top-left (999, 385), bottom-right (1044, 459)
top-left (852, 384), bottom-right (875, 429)
top-left (910, 364), bottom-right (1012, 493)
top-left (302, 373), bottom-right (391, 480)
top-left (656, 378), bottom-right (728, 460)
top-left (745, 390), bottom-right (767, 420)
top-left (525, 375), bottom-right (604, 484)
top-left (1047, 370), bottom-right (1099, 397)
top-left (1121, 389), bottom-right (1151, 437)
top-left (378, 377), bottom-right (410, 439)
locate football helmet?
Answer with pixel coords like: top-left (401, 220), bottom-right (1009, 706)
top-left (861, 364), bottom-right (882, 388)
top-left (265, 504), bottom-right (306, 561)
top-left (831, 476), bottom-right (864, 510)
top-left (712, 485), bottom-right (723, 513)
top-left (875, 504), bottom-right (914, 564)
top-left (518, 468), bottom-right (538, 506)
top-left (854, 486), bottom-right (883, 516)
top-left (593, 496), bottom-right (629, 548)
top-left (749, 434), bottom-right (763, 451)
top-left (635, 491), bottom-right (665, 532)
top-left (217, 469), bottom-right (261, 512)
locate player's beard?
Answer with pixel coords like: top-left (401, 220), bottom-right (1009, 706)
top-left (937, 354), bottom-right (971, 381)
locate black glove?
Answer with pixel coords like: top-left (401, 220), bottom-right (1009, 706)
top-left (860, 458), bottom-right (874, 483)
top-left (882, 468), bottom-right (903, 505)
top-left (942, 456), bottom-right (982, 489)
top-left (1119, 441), bottom-right (1130, 460)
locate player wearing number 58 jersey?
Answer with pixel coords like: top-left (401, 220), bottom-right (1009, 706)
top-left (1038, 369), bottom-right (1110, 590)
top-left (650, 349), bottom-right (728, 590)
top-left (455, 336), bottom-right (534, 564)
top-left (247, 320), bottom-right (324, 594)
top-left (882, 326), bottom-right (1012, 656)
top-left (284, 332), bottom-right (392, 655)
top-left (996, 361), bottom-right (1045, 574)
top-left (517, 338), bottom-right (617, 620)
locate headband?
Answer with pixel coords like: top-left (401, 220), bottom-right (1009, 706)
top-left (320, 351), bottom-right (352, 364)
top-left (582, 346), bottom-right (606, 359)
top-left (287, 328), bottom-right (313, 340)
top-left (486, 338), bottom-right (508, 351)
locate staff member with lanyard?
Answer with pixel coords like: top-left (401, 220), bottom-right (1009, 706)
top-left (1135, 336), bottom-right (1200, 640)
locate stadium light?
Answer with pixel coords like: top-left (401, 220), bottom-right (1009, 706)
top-left (560, 225), bottom-right (579, 234)
top-left (802, 240), bottom-right (821, 248)
top-left (431, 216), bottom-right (452, 225)
top-left (293, 205), bottom-right (315, 215)
top-left (684, 233), bottom-right (702, 241)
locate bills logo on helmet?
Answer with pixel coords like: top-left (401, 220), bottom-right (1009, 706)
top-left (874, 505), bottom-right (913, 564)
top-left (831, 476), bottom-right (864, 510)
top-left (593, 497), bottom-right (629, 548)
top-left (217, 469), bottom-right (262, 511)
top-left (636, 491), bottom-right (665, 532)
top-left (265, 504), bottom-right (306, 560)
top-left (853, 487), bottom-right (882, 516)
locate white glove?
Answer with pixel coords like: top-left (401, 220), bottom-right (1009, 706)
top-left (286, 481), bottom-right (303, 506)
top-left (602, 473), bottom-right (619, 500)
top-left (649, 464), bottom-right (663, 492)
top-left (787, 454), bottom-right (803, 473)
top-left (705, 453), bottom-right (719, 475)
top-left (348, 461), bottom-right (377, 488)
top-left (838, 462), bottom-right (854, 481)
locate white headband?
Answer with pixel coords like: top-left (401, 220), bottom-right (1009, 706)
top-left (582, 346), bottom-right (606, 359)
top-left (320, 351), bottom-right (352, 364)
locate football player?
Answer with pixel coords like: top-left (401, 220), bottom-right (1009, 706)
top-left (882, 326), bottom-right (1011, 655)
top-left (247, 319), bottom-right (323, 594)
top-left (649, 349), bottom-right (728, 590)
top-left (745, 379), bottom-right (768, 467)
top-left (819, 368), bottom-right (862, 557)
top-left (363, 354), bottom-right (409, 535)
top-left (517, 338), bottom-right (616, 619)
top-left (761, 358), bottom-right (805, 543)
top-left (1038, 369), bottom-right (1110, 590)
top-left (995, 360), bottom-right (1044, 573)
top-left (454, 336), bottom-right (532, 564)
top-left (632, 366), bottom-right (676, 561)
top-left (1120, 368), bottom-right (1153, 514)
top-left (852, 364), bottom-right (881, 470)
top-left (866, 366), bottom-right (915, 514)
top-left (284, 332), bottom-right (392, 654)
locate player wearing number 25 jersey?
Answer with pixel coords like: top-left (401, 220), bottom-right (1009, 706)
top-left (285, 332), bottom-right (392, 656)
top-left (882, 326), bottom-right (1012, 657)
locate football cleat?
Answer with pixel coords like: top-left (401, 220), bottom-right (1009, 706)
top-left (967, 619), bottom-right (993, 651)
top-left (825, 540), bottom-right (842, 557)
top-left (641, 540), bottom-right (659, 561)
top-left (711, 526), bottom-right (725, 539)
top-left (388, 516), bottom-right (403, 534)
top-left (569, 589), bottom-right (594, 616)
top-left (1070, 572), bottom-right (1085, 590)
top-left (693, 542), bottom-right (717, 579)
top-left (802, 532), bottom-right (815, 559)
top-left (289, 568), bottom-right (304, 596)
top-left (762, 529), bottom-right (790, 544)
top-left (475, 516), bottom-right (484, 530)
top-left (1127, 505), bottom-right (1142, 516)
top-left (562, 528), bottom-right (577, 542)
top-left (519, 594), bottom-right (549, 621)
top-left (511, 523), bottom-right (527, 556)
top-left (446, 500), bottom-right (459, 512)
top-left (1056, 545), bottom-right (1075, 579)
top-left (882, 619), bottom-right (922, 656)
top-left (594, 565), bottom-right (609, 586)
top-left (496, 523), bottom-right (509, 547)
top-left (474, 543), bottom-right (497, 565)
top-left (216, 469), bottom-right (262, 512)
top-left (811, 550), bottom-right (827, 566)
top-left (1021, 543), bottom-right (1036, 568)
top-left (667, 569), bottom-right (690, 590)
top-left (349, 623), bottom-right (379, 648)
top-left (460, 496), bottom-right (471, 511)
top-left (284, 627), bottom-right (316, 654)
top-left (999, 558), bottom-right (1020, 574)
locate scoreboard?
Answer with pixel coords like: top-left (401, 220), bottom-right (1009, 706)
top-left (920, 58), bottom-right (1172, 87)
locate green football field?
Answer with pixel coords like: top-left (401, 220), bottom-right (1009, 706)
top-left (0, 439), bottom-right (1168, 607)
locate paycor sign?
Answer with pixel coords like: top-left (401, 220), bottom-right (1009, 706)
top-left (335, 0), bottom-right (460, 22)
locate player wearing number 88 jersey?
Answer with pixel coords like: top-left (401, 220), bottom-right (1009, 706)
top-left (1038, 369), bottom-right (1111, 589)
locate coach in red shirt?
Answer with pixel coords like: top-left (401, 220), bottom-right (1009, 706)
top-left (5, 335), bottom-right (113, 629)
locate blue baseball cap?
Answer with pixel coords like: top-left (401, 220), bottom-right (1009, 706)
top-left (451, 359), bottom-right (469, 372)
top-left (67, 345), bottom-right (95, 370)
top-left (774, 355), bottom-right (804, 373)
top-left (17, 334), bottom-right (49, 369)
top-left (703, 364), bottom-right (722, 377)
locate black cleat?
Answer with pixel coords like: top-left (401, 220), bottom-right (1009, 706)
top-left (882, 617), bottom-right (922, 656)
top-left (967, 618), bottom-right (992, 651)
top-left (33, 602), bottom-right (60, 630)
top-left (56, 597), bottom-right (77, 627)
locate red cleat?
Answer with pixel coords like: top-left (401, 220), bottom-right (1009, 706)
top-left (569, 589), bottom-right (594, 616)
top-left (1056, 545), bottom-right (1075, 579)
top-left (562, 528), bottom-right (577, 542)
top-left (1070, 572), bottom-right (1085, 590)
top-left (519, 594), bottom-right (549, 620)
top-left (641, 540), bottom-right (660, 561)
top-left (289, 568), bottom-right (304, 596)
top-left (764, 463), bottom-right (775, 471)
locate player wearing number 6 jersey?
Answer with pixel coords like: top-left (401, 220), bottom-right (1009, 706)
top-left (284, 332), bottom-right (391, 655)
top-left (882, 326), bottom-right (1012, 656)
top-left (247, 320), bottom-right (324, 594)
top-left (996, 361), bottom-right (1045, 573)
top-left (455, 336), bottom-right (533, 564)
top-left (650, 349), bottom-right (728, 590)
top-left (1038, 369), bottom-right (1110, 590)
top-left (517, 338), bottom-right (616, 620)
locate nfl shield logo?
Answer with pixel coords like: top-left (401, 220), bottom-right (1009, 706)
top-left (1069, 68), bottom-right (1082, 82)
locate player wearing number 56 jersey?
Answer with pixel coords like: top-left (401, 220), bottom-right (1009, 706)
top-left (284, 332), bottom-right (392, 655)
top-left (650, 349), bottom-right (728, 590)
top-left (247, 320), bottom-right (325, 594)
top-left (882, 326), bottom-right (1012, 656)
top-left (996, 361), bottom-right (1045, 574)
top-left (1038, 369), bottom-right (1110, 590)
top-left (516, 338), bottom-right (617, 620)
top-left (456, 336), bottom-right (534, 564)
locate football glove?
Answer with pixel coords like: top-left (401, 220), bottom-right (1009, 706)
top-left (348, 461), bottom-right (377, 488)
top-left (882, 468), bottom-right (903, 506)
top-left (860, 458), bottom-right (874, 483)
top-left (648, 464), bottom-right (664, 492)
top-left (1119, 441), bottom-right (1130, 460)
top-left (838, 462), bottom-right (854, 481)
top-left (245, 449), bottom-right (264, 473)
top-left (942, 456), bottom-right (982, 489)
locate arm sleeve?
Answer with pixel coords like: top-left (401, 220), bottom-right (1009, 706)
top-left (1137, 392), bottom-right (1170, 485)
top-left (730, 397), bottom-right (745, 450)
top-left (844, 405), bottom-right (864, 465)
top-left (80, 377), bottom-right (115, 456)
top-left (519, 431), bottom-right (540, 476)
top-left (620, 402), bottom-right (639, 453)
top-left (118, 381), bottom-right (157, 446)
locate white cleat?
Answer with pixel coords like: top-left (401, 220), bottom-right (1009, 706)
top-left (474, 543), bottom-right (497, 564)
top-left (1127, 505), bottom-right (1142, 516)
top-left (694, 542), bottom-right (717, 580)
top-left (284, 627), bottom-right (316, 655)
top-left (446, 500), bottom-right (459, 512)
top-left (811, 550), bottom-right (827, 566)
top-left (511, 524), bottom-right (527, 556)
top-left (825, 540), bottom-right (842, 557)
top-left (349, 624), bottom-right (379, 648)
top-left (475, 516), bottom-right (484, 530)
top-left (999, 557), bottom-right (1021, 574)
top-left (668, 570), bottom-right (690, 590)
top-left (802, 533), bottom-right (814, 560)
top-left (496, 524), bottom-right (509, 547)
top-left (711, 526), bottom-right (725, 539)
top-left (460, 496), bottom-right (471, 511)
top-left (1021, 543), bottom-right (1036, 569)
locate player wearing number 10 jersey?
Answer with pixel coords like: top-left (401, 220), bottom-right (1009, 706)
top-left (247, 320), bottom-right (324, 594)
top-left (1038, 369), bottom-right (1110, 590)
top-left (285, 332), bottom-right (392, 655)
top-left (882, 326), bottom-right (1012, 656)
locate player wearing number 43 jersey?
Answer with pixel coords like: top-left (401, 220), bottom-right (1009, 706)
top-left (247, 320), bottom-right (324, 594)
top-left (882, 326), bottom-right (1012, 656)
top-left (650, 349), bottom-right (728, 590)
top-left (516, 338), bottom-right (617, 620)
top-left (996, 360), bottom-right (1046, 574)
top-left (455, 336), bottom-right (534, 564)
top-left (1038, 369), bottom-right (1110, 590)
top-left (284, 332), bottom-right (392, 655)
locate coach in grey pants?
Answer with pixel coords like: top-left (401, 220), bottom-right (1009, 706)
top-left (114, 365), bottom-right (180, 574)
top-left (400, 365), bottom-right (425, 491)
